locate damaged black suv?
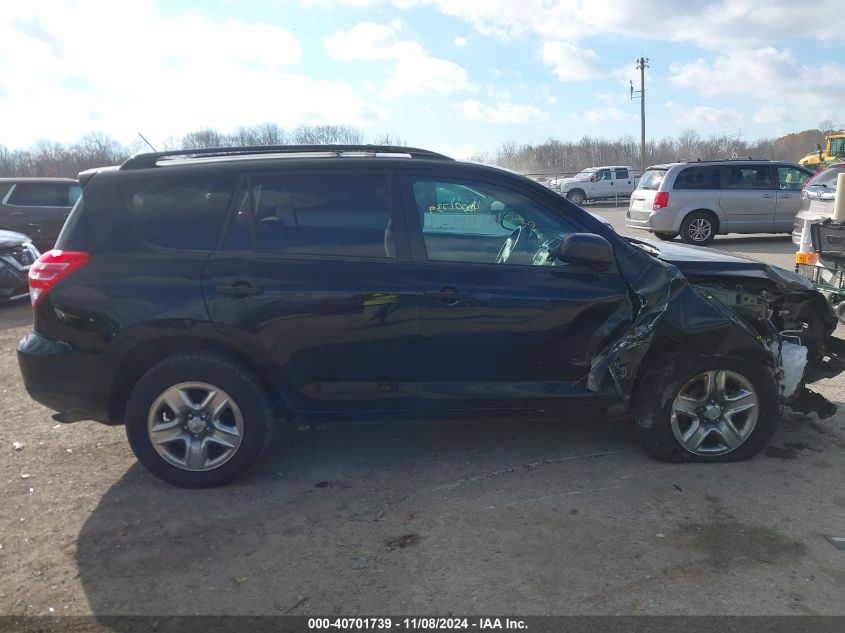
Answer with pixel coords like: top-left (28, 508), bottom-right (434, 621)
top-left (16, 145), bottom-right (845, 487)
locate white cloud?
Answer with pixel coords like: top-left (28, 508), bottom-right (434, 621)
top-left (324, 20), bottom-right (475, 96)
top-left (752, 105), bottom-right (788, 125)
top-left (0, 2), bottom-right (387, 149)
top-left (456, 99), bottom-right (549, 124)
top-left (453, 36), bottom-right (467, 47)
top-left (665, 101), bottom-right (743, 128)
top-left (582, 107), bottom-right (635, 123)
top-left (669, 48), bottom-right (845, 123)
top-left (539, 41), bottom-right (604, 81)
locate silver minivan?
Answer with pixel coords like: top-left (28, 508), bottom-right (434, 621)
top-left (625, 160), bottom-right (812, 245)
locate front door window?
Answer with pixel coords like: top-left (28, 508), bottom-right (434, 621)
top-left (411, 178), bottom-right (576, 266)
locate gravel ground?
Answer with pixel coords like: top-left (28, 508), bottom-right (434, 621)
top-left (1, 209), bottom-right (844, 617)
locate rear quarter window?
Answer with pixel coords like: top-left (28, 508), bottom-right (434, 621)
top-left (120, 174), bottom-right (237, 250)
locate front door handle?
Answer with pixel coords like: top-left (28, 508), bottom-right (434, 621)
top-left (216, 283), bottom-right (264, 298)
top-left (780, 194), bottom-right (792, 199)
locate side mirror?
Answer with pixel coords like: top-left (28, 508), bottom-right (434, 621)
top-left (557, 233), bottom-right (614, 271)
top-left (589, 175), bottom-right (598, 182)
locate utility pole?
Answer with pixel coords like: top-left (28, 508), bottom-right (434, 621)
top-left (630, 56), bottom-right (649, 171)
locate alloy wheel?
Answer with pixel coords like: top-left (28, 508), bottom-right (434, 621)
top-left (147, 381), bottom-right (244, 471)
top-left (670, 369), bottom-right (758, 456)
top-left (687, 218), bottom-right (712, 243)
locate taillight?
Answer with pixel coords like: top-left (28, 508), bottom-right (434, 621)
top-left (653, 192), bottom-right (669, 210)
top-left (28, 250), bottom-right (90, 307)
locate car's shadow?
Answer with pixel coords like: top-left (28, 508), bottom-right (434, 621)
top-left (75, 413), bottom-right (640, 620)
top-left (74, 402), bottom-right (845, 622)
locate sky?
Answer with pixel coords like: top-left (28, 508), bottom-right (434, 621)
top-left (1, 0), bottom-right (844, 158)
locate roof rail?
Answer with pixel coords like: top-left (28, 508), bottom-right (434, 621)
top-left (121, 144), bottom-right (453, 170)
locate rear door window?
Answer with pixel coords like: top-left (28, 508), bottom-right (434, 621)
top-left (614, 168), bottom-right (629, 180)
top-left (724, 165), bottom-right (774, 190)
top-left (121, 174), bottom-right (237, 250)
top-left (222, 172), bottom-right (394, 259)
top-left (673, 166), bottom-right (721, 190)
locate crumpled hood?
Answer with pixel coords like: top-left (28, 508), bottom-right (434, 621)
top-left (643, 239), bottom-right (815, 292)
top-left (0, 229), bottom-right (30, 250)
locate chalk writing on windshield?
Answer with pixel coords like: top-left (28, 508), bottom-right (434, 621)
top-left (428, 200), bottom-right (481, 213)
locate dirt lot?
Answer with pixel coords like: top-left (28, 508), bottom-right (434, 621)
top-left (2, 211), bottom-right (845, 617)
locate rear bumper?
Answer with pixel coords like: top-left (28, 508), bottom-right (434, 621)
top-left (625, 209), bottom-right (678, 232)
top-left (17, 332), bottom-right (114, 424)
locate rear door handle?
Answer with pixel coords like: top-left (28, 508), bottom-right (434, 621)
top-left (216, 283), bottom-right (264, 298)
top-left (762, 194), bottom-right (775, 198)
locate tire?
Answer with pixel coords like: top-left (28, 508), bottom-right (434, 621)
top-left (653, 232), bottom-right (678, 241)
top-left (125, 353), bottom-right (274, 487)
top-left (631, 353), bottom-right (779, 463)
top-left (680, 211), bottom-right (718, 246)
top-left (566, 190), bottom-right (586, 205)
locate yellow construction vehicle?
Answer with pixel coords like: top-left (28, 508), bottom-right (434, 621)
top-left (800, 132), bottom-right (845, 170)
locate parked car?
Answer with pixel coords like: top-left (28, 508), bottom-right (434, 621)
top-left (17, 145), bottom-right (844, 487)
top-left (792, 163), bottom-right (845, 246)
top-left (0, 229), bottom-right (39, 302)
top-left (626, 160), bottom-right (813, 246)
top-left (0, 178), bottom-right (80, 253)
top-left (552, 166), bottom-right (637, 205)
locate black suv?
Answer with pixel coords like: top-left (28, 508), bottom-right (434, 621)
top-left (16, 145), bottom-right (845, 487)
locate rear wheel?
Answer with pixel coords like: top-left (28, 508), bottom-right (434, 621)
top-left (125, 353), bottom-right (274, 487)
top-left (653, 231), bottom-right (678, 241)
top-left (631, 353), bottom-right (779, 462)
top-left (680, 211), bottom-right (718, 246)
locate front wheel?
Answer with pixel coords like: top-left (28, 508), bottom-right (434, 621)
top-left (631, 353), bottom-right (779, 462)
top-left (566, 190), bottom-right (586, 205)
top-left (125, 353), bottom-right (274, 487)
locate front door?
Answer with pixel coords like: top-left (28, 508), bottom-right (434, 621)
top-left (203, 170), bottom-right (422, 414)
top-left (404, 174), bottom-right (631, 410)
top-left (591, 168), bottom-right (614, 199)
top-left (718, 164), bottom-right (776, 232)
top-left (774, 165), bottom-right (811, 232)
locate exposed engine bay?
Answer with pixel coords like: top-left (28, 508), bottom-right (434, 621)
top-left (690, 277), bottom-right (844, 416)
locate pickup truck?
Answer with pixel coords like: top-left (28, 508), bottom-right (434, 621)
top-left (551, 166), bottom-right (637, 205)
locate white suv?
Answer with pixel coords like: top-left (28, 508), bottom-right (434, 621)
top-left (625, 160), bottom-right (813, 246)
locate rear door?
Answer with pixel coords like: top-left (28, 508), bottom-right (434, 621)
top-left (774, 165), bottom-right (812, 231)
top-left (1, 181), bottom-right (79, 249)
top-left (718, 164), bottom-right (776, 232)
top-left (612, 167), bottom-right (634, 196)
top-left (402, 172), bottom-right (631, 411)
top-left (203, 168), bottom-right (423, 414)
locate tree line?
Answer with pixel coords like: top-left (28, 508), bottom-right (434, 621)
top-left (473, 128), bottom-right (832, 175)
top-left (0, 123), bottom-right (832, 179)
top-left (0, 124), bottom-right (404, 178)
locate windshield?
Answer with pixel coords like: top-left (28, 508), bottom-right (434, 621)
top-left (574, 169), bottom-right (596, 180)
top-left (637, 168), bottom-right (667, 190)
top-left (829, 137), bottom-right (845, 157)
